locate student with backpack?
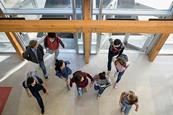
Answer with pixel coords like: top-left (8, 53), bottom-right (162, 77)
top-left (70, 71), bottom-right (94, 96)
top-left (107, 38), bottom-right (125, 75)
top-left (55, 59), bottom-right (72, 90)
top-left (44, 32), bottom-right (65, 60)
top-left (22, 71), bottom-right (48, 114)
top-left (119, 91), bottom-right (139, 115)
top-left (93, 71), bottom-right (111, 98)
top-left (23, 40), bottom-right (48, 79)
top-left (113, 54), bottom-right (129, 88)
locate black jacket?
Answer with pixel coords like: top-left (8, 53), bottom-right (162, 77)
top-left (23, 44), bottom-right (44, 64)
top-left (108, 43), bottom-right (124, 57)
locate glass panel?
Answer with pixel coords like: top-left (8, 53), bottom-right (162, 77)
top-left (78, 33), bottom-right (84, 54)
top-left (99, 32), bottom-right (153, 52)
top-left (2, 0), bottom-right (45, 8)
top-left (101, 0), bottom-right (172, 10)
top-left (127, 33), bottom-right (152, 49)
top-left (0, 32), bottom-right (15, 53)
top-left (91, 33), bottom-right (97, 54)
top-left (76, 0), bottom-right (82, 8)
top-left (2, 0), bottom-right (71, 8)
top-left (138, 16), bottom-right (158, 20)
top-left (44, 0), bottom-right (71, 8)
top-left (100, 33), bottom-right (125, 50)
top-left (16, 15), bottom-right (41, 20)
top-left (159, 34), bottom-right (173, 54)
top-left (20, 32), bottom-right (75, 50)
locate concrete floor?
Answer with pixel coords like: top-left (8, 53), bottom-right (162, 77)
top-left (1, 52), bottom-right (173, 115)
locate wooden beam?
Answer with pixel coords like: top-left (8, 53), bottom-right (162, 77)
top-left (83, 0), bottom-right (91, 20)
top-left (5, 32), bottom-right (24, 60)
top-left (83, 0), bottom-right (91, 63)
top-left (148, 33), bottom-right (170, 61)
top-left (0, 20), bottom-right (173, 33)
top-left (84, 32), bottom-right (91, 64)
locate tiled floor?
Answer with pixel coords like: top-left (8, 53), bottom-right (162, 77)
top-left (1, 52), bottom-right (173, 115)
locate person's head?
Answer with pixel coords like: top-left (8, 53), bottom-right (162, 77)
top-left (29, 40), bottom-right (38, 48)
top-left (73, 71), bottom-right (84, 82)
top-left (113, 39), bottom-right (122, 48)
top-left (116, 58), bottom-right (126, 66)
top-left (127, 91), bottom-right (136, 101)
top-left (55, 60), bottom-right (64, 71)
top-left (27, 77), bottom-right (36, 86)
top-left (99, 71), bottom-right (106, 80)
top-left (48, 32), bottom-right (56, 39)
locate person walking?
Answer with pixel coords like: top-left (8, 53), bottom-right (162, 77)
top-left (22, 71), bottom-right (48, 114)
top-left (70, 71), bottom-right (94, 96)
top-left (113, 54), bottom-right (129, 88)
top-left (107, 38), bottom-right (124, 75)
top-left (23, 40), bottom-right (48, 79)
top-left (93, 71), bottom-right (111, 98)
top-left (55, 59), bottom-right (72, 90)
top-left (44, 32), bottom-right (65, 60)
top-left (119, 91), bottom-right (139, 115)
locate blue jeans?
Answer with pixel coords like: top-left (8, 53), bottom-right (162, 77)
top-left (114, 67), bottom-right (125, 83)
top-left (107, 53), bottom-right (116, 71)
top-left (77, 87), bottom-right (84, 96)
top-left (39, 61), bottom-right (48, 78)
top-left (121, 102), bottom-right (132, 115)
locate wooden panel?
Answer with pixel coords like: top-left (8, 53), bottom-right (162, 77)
top-left (84, 32), bottom-right (91, 64)
top-left (83, 0), bottom-right (91, 20)
top-left (5, 32), bottom-right (24, 60)
top-left (149, 33), bottom-right (170, 61)
top-left (0, 20), bottom-right (173, 33)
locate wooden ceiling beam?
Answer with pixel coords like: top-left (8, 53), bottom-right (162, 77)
top-left (0, 20), bottom-right (173, 33)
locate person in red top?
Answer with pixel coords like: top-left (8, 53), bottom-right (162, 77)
top-left (44, 32), bottom-right (65, 60)
top-left (70, 71), bottom-right (94, 96)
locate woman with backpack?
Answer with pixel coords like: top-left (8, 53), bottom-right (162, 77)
top-left (44, 32), bottom-right (65, 60)
top-left (93, 71), bottom-right (111, 98)
top-left (113, 54), bottom-right (129, 88)
top-left (119, 91), bottom-right (139, 115)
top-left (55, 59), bottom-right (72, 90)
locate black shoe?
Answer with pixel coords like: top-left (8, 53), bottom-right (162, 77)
top-left (45, 76), bottom-right (48, 79)
top-left (41, 108), bottom-right (45, 114)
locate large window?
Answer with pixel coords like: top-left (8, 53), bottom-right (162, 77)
top-left (94, 0), bottom-right (173, 10)
top-left (0, 32), bottom-right (15, 53)
top-left (160, 34), bottom-right (173, 54)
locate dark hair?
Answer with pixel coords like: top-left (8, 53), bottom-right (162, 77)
top-left (27, 77), bottom-right (34, 85)
top-left (29, 40), bottom-right (37, 48)
top-left (48, 32), bottom-right (56, 38)
top-left (114, 39), bottom-right (122, 46)
top-left (73, 71), bottom-right (83, 82)
top-left (99, 72), bottom-right (106, 79)
top-left (55, 60), bottom-right (64, 71)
